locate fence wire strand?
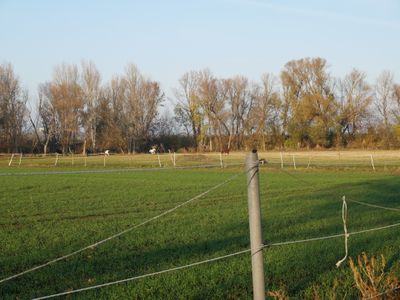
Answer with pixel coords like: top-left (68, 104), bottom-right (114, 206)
top-left (31, 248), bottom-right (251, 300)
top-left (3, 157), bottom-right (400, 299)
top-left (0, 162), bottom-right (245, 177)
top-left (31, 220), bottom-right (400, 299)
top-left (0, 172), bottom-right (242, 285)
top-left (277, 166), bottom-right (400, 214)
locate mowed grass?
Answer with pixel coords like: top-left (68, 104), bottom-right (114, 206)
top-left (0, 160), bottom-right (400, 299)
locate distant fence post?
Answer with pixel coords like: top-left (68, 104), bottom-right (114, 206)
top-left (280, 152), bottom-right (283, 169)
top-left (307, 156), bottom-right (311, 169)
top-left (169, 150), bottom-right (174, 166)
top-left (55, 153), bottom-right (59, 166)
top-left (292, 154), bottom-right (297, 170)
top-left (246, 150), bottom-right (266, 300)
top-left (8, 153), bottom-right (15, 166)
top-left (219, 152), bottom-right (224, 168)
top-left (19, 153), bottom-right (22, 166)
top-left (157, 153), bottom-right (162, 167)
top-left (370, 154), bottom-right (375, 171)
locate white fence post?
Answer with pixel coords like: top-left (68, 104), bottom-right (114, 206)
top-left (246, 150), bottom-right (266, 300)
top-left (54, 153), bottom-right (59, 166)
top-left (19, 153), bottom-right (22, 166)
top-left (103, 155), bottom-right (106, 167)
top-left (292, 154), bottom-right (297, 170)
top-left (219, 152), bottom-right (224, 168)
top-left (157, 153), bottom-right (162, 167)
top-left (8, 153), bottom-right (15, 166)
top-left (280, 152), bottom-right (283, 169)
top-left (173, 152), bottom-right (176, 167)
top-left (370, 154), bottom-right (376, 171)
top-left (307, 156), bottom-right (311, 169)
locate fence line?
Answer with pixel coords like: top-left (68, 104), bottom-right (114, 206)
top-left (31, 248), bottom-right (251, 300)
top-left (267, 221), bottom-right (400, 248)
top-left (267, 159), bottom-right (400, 169)
top-left (31, 221), bottom-right (400, 299)
top-left (348, 199), bottom-right (400, 213)
top-left (0, 163), bottom-right (244, 177)
top-left (277, 167), bottom-right (400, 214)
top-left (2, 156), bottom-right (399, 298)
top-left (0, 172), bottom-right (242, 284)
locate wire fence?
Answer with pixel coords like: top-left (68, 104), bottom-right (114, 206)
top-left (0, 152), bottom-right (238, 170)
top-left (3, 150), bottom-right (400, 172)
top-left (0, 171), bottom-right (242, 284)
top-left (1, 156), bottom-right (400, 299)
top-left (30, 219), bottom-right (400, 299)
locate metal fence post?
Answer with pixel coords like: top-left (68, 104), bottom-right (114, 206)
top-left (246, 149), bottom-right (265, 300)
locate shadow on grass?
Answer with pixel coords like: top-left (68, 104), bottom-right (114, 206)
top-left (2, 173), bottom-right (400, 299)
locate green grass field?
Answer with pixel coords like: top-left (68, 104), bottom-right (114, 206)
top-left (1, 153), bottom-right (400, 299)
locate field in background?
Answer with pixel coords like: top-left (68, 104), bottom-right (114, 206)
top-left (1, 151), bottom-right (400, 299)
top-left (2, 150), bottom-right (400, 172)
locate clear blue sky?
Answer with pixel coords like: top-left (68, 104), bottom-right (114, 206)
top-left (1, 0), bottom-right (399, 108)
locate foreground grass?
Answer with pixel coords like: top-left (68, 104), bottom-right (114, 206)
top-left (0, 163), bottom-right (399, 299)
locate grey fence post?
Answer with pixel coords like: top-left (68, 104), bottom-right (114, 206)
top-left (246, 149), bottom-right (265, 300)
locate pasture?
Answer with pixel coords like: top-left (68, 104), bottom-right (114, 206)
top-left (1, 151), bottom-right (400, 299)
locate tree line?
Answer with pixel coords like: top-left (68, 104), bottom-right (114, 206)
top-left (1, 57), bottom-right (400, 154)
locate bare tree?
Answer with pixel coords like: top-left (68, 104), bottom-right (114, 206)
top-left (392, 83), bottom-right (400, 123)
top-left (95, 75), bottom-right (127, 152)
top-left (174, 71), bottom-right (204, 150)
top-left (37, 83), bottom-right (58, 155)
top-left (81, 60), bottom-right (101, 153)
top-left (0, 63), bottom-right (27, 152)
top-left (197, 70), bottom-right (225, 151)
top-left (338, 69), bottom-right (372, 146)
top-left (375, 71), bottom-right (395, 148)
top-left (252, 74), bottom-right (281, 150)
top-left (51, 64), bottom-right (83, 154)
top-left (122, 64), bottom-right (164, 153)
top-left (222, 76), bottom-right (255, 150)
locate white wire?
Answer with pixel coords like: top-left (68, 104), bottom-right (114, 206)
top-left (31, 221), bottom-right (400, 299)
top-left (348, 199), bottom-right (400, 213)
top-left (268, 221), bottom-right (400, 247)
top-left (0, 163), bottom-right (244, 177)
top-left (0, 173), bottom-right (242, 284)
top-left (31, 248), bottom-right (251, 300)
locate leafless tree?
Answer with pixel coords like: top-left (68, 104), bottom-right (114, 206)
top-left (51, 63), bottom-right (83, 153)
top-left (37, 83), bottom-right (58, 155)
top-left (197, 70), bottom-right (226, 151)
top-left (252, 74), bottom-right (281, 150)
top-left (174, 71), bottom-right (204, 149)
top-left (338, 69), bottom-right (372, 145)
top-left (81, 60), bottom-right (101, 153)
top-left (122, 64), bottom-right (164, 153)
top-left (375, 71), bottom-right (395, 148)
top-left (222, 76), bottom-right (255, 150)
top-left (0, 63), bottom-right (27, 152)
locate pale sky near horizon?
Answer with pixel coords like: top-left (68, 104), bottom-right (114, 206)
top-left (1, 0), bottom-right (399, 111)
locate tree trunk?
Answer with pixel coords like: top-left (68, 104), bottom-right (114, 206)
top-left (82, 139), bottom-right (86, 155)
